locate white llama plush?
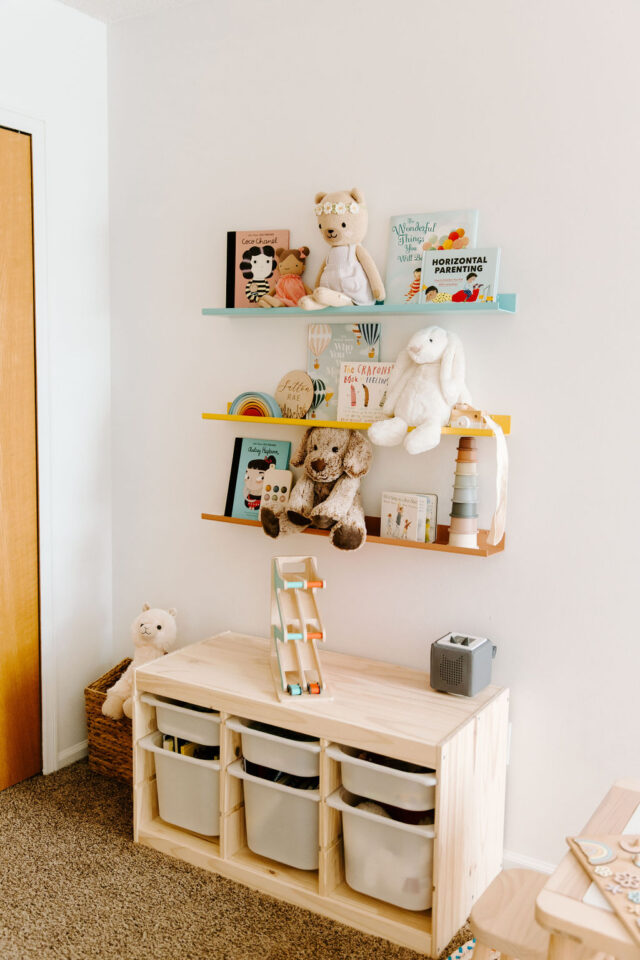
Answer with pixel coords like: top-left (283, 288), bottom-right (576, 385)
top-left (368, 326), bottom-right (471, 454)
top-left (102, 604), bottom-right (177, 720)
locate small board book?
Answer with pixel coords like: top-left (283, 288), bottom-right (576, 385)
top-left (381, 491), bottom-right (438, 543)
top-left (224, 437), bottom-right (291, 520)
top-left (307, 322), bottom-right (381, 421)
top-left (385, 210), bottom-right (479, 304)
top-left (226, 230), bottom-right (290, 308)
top-left (336, 361), bottom-right (395, 423)
top-left (419, 247), bottom-right (501, 305)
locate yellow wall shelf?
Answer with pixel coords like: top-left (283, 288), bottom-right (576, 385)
top-left (202, 411), bottom-right (511, 438)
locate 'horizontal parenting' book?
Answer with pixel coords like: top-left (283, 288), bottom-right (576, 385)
top-left (380, 491), bottom-right (438, 543)
top-left (385, 210), bottom-right (479, 304)
top-left (226, 229), bottom-right (290, 308)
top-left (306, 322), bottom-right (381, 421)
top-left (419, 247), bottom-right (501, 305)
top-left (224, 437), bottom-right (291, 520)
top-left (336, 361), bottom-right (395, 423)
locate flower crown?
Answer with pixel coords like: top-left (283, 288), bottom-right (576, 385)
top-left (314, 200), bottom-right (360, 217)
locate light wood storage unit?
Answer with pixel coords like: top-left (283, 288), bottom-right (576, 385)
top-left (133, 632), bottom-right (509, 956)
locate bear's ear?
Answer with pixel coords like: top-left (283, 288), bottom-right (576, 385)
top-left (299, 246), bottom-right (310, 257)
top-left (142, 603), bottom-right (150, 611)
top-left (314, 192), bottom-right (327, 204)
top-left (275, 248), bottom-right (285, 259)
top-left (350, 188), bottom-right (365, 204)
top-left (168, 608), bottom-right (177, 618)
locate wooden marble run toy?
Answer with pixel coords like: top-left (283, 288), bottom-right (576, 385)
top-left (270, 556), bottom-right (329, 700)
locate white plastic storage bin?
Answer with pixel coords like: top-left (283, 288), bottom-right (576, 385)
top-left (227, 716), bottom-right (320, 777)
top-left (327, 788), bottom-right (435, 911)
top-left (228, 759), bottom-right (319, 870)
top-left (141, 693), bottom-right (220, 746)
top-left (327, 743), bottom-right (436, 811)
top-left (140, 732), bottom-right (220, 836)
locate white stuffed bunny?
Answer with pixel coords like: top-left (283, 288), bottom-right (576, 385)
top-left (102, 604), bottom-right (177, 720)
top-left (369, 326), bottom-right (471, 454)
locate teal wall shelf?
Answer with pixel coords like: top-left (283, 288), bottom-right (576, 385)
top-left (203, 293), bottom-right (517, 318)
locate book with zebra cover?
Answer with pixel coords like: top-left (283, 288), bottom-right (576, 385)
top-left (336, 361), bottom-right (395, 423)
top-left (225, 229), bottom-right (290, 308)
top-left (306, 322), bottom-right (381, 421)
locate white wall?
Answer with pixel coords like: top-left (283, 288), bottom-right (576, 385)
top-left (108, 0), bottom-right (640, 865)
top-left (0, 0), bottom-right (111, 764)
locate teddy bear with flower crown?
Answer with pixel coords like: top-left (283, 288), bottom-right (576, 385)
top-left (299, 188), bottom-right (385, 310)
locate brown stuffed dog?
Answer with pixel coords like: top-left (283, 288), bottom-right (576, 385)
top-left (260, 427), bottom-right (373, 551)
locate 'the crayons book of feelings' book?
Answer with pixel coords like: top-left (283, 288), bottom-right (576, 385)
top-left (385, 210), bottom-right (479, 304)
top-left (306, 322), bottom-right (381, 421)
top-left (224, 437), bottom-right (291, 520)
top-left (226, 230), bottom-right (290, 308)
top-left (419, 247), bottom-right (501, 305)
top-left (336, 361), bottom-right (395, 423)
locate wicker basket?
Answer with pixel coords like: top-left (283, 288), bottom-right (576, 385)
top-left (84, 658), bottom-right (133, 784)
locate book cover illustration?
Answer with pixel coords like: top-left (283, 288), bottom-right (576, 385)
top-left (226, 230), bottom-right (290, 308)
top-left (384, 210), bottom-right (479, 304)
top-left (306, 322), bottom-right (381, 421)
top-left (380, 491), bottom-right (438, 543)
top-left (336, 361), bottom-right (395, 423)
top-left (419, 247), bottom-right (501, 305)
top-left (224, 437), bottom-right (291, 520)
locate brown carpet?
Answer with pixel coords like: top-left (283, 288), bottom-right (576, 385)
top-left (0, 761), bottom-right (471, 960)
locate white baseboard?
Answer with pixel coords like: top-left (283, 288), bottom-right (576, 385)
top-left (503, 847), bottom-right (557, 874)
top-left (56, 740), bottom-right (88, 768)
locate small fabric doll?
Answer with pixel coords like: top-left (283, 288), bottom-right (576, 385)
top-left (259, 247), bottom-right (313, 307)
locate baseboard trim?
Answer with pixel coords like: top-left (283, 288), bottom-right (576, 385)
top-left (503, 848), bottom-right (557, 874)
top-left (57, 740), bottom-right (88, 768)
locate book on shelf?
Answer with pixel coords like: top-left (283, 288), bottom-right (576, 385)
top-left (419, 247), bottom-right (500, 305)
top-left (380, 491), bottom-right (438, 543)
top-left (385, 210), bottom-right (479, 305)
top-left (336, 361), bottom-right (395, 423)
top-left (307, 322), bottom-right (381, 421)
top-left (224, 437), bottom-right (291, 521)
top-left (226, 229), bottom-right (290, 308)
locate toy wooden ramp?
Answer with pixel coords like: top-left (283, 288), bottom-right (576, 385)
top-left (270, 556), bottom-right (331, 700)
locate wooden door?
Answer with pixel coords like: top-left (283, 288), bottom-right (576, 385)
top-left (0, 126), bottom-right (41, 789)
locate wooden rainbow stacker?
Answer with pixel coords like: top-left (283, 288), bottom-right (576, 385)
top-left (270, 556), bottom-right (329, 699)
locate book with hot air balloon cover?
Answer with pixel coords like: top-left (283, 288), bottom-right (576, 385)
top-left (336, 361), bottom-right (396, 423)
top-left (306, 322), bottom-right (381, 421)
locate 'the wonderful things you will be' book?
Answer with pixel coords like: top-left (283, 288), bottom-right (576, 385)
top-left (385, 210), bottom-right (479, 304)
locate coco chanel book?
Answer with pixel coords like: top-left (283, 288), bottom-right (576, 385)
top-left (226, 230), bottom-right (290, 308)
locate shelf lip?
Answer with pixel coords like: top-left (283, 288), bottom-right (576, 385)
top-left (201, 514), bottom-right (505, 557)
top-left (202, 411), bottom-right (511, 436)
top-left (203, 294), bottom-right (516, 317)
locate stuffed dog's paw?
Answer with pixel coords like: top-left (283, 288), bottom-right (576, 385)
top-left (310, 502), bottom-right (341, 528)
top-left (331, 522), bottom-right (365, 551)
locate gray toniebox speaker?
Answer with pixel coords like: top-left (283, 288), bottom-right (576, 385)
top-left (429, 633), bottom-right (497, 697)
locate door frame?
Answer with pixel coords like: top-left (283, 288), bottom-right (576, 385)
top-left (0, 108), bottom-right (56, 775)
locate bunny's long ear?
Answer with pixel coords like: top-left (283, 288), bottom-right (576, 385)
top-left (343, 431), bottom-right (373, 479)
top-left (290, 428), bottom-right (314, 467)
top-left (439, 332), bottom-right (466, 406)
